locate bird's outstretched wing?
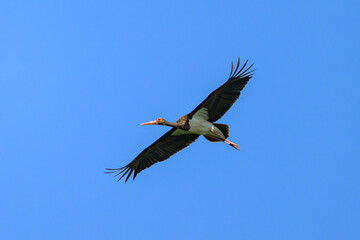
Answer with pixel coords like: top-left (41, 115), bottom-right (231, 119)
top-left (188, 58), bottom-right (254, 122)
top-left (106, 128), bottom-right (199, 182)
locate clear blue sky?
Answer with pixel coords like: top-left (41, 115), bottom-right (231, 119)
top-left (1, 1), bottom-right (359, 239)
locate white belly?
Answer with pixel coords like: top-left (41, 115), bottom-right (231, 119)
top-left (188, 118), bottom-right (225, 138)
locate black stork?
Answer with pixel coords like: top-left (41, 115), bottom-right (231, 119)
top-left (106, 58), bottom-right (254, 182)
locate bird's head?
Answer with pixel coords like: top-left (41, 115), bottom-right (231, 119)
top-left (140, 117), bottom-right (167, 126)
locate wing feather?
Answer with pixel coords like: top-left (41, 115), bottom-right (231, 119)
top-left (106, 128), bottom-right (199, 182)
top-left (188, 58), bottom-right (254, 122)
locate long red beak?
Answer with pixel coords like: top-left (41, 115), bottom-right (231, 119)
top-left (140, 120), bottom-right (158, 126)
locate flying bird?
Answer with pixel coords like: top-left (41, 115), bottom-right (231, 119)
top-left (106, 58), bottom-right (254, 182)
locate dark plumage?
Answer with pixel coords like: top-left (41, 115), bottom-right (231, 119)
top-left (106, 58), bottom-right (254, 182)
top-left (188, 59), bottom-right (253, 122)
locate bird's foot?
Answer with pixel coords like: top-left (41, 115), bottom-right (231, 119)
top-left (224, 139), bottom-right (240, 150)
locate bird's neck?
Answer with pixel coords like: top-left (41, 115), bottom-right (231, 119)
top-left (163, 121), bottom-right (180, 128)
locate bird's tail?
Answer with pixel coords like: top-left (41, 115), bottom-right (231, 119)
top-left (203, 123), bottom-right (230, 142)
top-left (213, 123), bottom-right (229, 138)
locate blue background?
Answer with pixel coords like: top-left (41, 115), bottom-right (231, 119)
top-left (1, 1), bottom-right (359, 239)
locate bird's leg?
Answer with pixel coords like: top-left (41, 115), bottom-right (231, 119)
top-left (224, 139), bottom-right (240, 150)
top-left (210, 130), bottom-right (240, 151)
